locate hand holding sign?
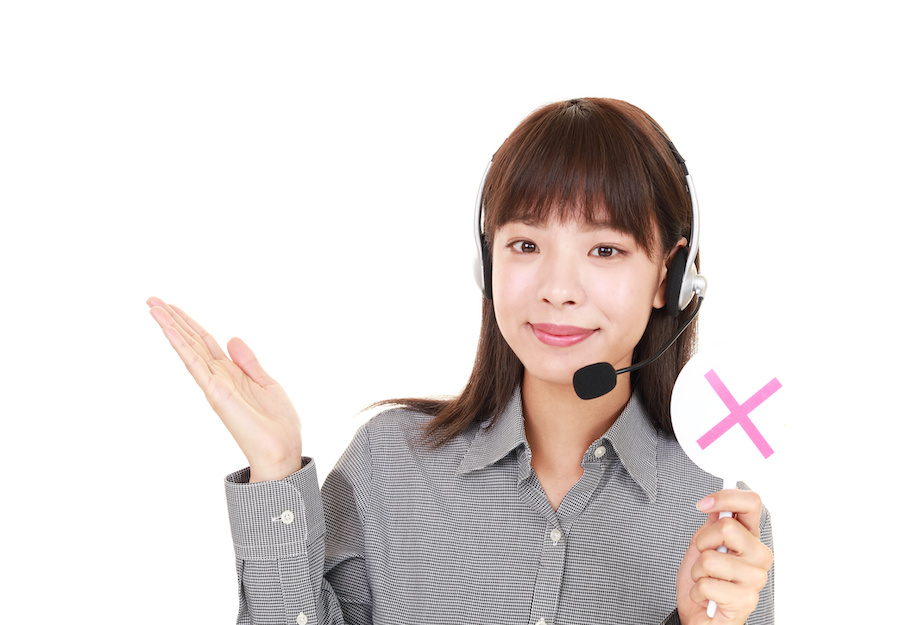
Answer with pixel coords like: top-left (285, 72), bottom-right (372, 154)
top-left (671, 348), bottom-right (783, 620)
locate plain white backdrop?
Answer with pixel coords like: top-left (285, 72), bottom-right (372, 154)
top-left (2, 1), bottom-right (897, 622)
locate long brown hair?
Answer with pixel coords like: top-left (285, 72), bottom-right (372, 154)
top-left (376, 98), bottom-right (698, 444)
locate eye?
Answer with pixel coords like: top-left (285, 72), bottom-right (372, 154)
top-left (510, 240), bottom-right (538, 254)
top-left (590, 245), bottom-right (621, 258)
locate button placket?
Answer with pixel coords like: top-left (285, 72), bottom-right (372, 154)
top-left (528, 519), bottom-right (565, 625)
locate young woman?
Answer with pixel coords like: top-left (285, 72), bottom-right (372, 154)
top-left (148, 98), bottom-right (773, 625)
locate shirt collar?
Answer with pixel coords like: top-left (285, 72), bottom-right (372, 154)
top-left (456, 387), bottom-right (660, 502)
top-left (597, 393), bottom-right (660, 502)
top-left (457, 390), bottom-right (527, 475)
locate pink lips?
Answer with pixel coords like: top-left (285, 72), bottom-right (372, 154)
top-left (530, 323), bottom-right (596, 347)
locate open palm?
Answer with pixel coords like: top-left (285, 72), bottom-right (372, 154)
top-left (148, 297), bottom-right (303, 482)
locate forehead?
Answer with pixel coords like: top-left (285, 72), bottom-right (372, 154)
top-left (497, 197), bottom-right (609, 227)
top-left (505, 211), bottom-right (613, 230)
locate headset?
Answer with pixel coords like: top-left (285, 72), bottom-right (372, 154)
top-left (471, 122), bottom-right (709, 399)
top-left (472, 125), bottom-right (707, 316)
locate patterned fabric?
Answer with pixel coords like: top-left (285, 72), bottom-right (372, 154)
top-left (225, 391), bottom-right (774, 625)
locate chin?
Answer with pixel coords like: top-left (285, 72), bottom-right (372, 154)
top-left (522, 365), bottom-right (583, 391)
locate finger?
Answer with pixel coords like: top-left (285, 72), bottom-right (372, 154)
top-left (148, 303), bottom-right (196, 351)
top-left (694, 518), bottom-right (774, 569)
top-left (696, 489), bottom-right (763, 537)
top-left (227, 337), bottom-right (277, 388)
top-left (147, 298), bottom-right (217, 362)
top-left (688, 577), bottom-right (758, 622)
top-left (169, 303), bottom-right (227, 360)
top-left (149, 305), bottom-right (213, 387)
top-left (690, 546), bottom-right (771, 591)
top-left (147, 297), bottom-right (200, 347)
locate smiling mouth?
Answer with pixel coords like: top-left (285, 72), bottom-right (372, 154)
top-left (530, 323), bottom-right (596, 347)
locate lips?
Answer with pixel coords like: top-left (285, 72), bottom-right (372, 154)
top-left (530, 323), bottom-right (596, 347)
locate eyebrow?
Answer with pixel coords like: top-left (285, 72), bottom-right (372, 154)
top-left (578, 220), bottom-right (617, 232)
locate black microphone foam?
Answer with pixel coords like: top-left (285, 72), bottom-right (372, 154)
top-left (573, 362), bottom-right (618, 400)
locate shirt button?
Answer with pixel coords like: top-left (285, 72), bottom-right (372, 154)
top-left (536, 619), bottom-right (547, 625)
top-left (594, 445), bottom-right (607, 459)
top-left (281, 510), bottom-right (295, 525)
top-left (296, 613), bottom-right (308, 625)
top-left (550, 528), bottom-right (562, 545)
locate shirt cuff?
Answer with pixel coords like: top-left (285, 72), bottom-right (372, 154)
top-left (224, 458), bottom-right (325, 561)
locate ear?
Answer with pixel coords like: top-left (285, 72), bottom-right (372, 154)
top-left (653, 237), bottom-right (688, 311)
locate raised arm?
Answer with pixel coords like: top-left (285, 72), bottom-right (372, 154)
top-left (148, 297), bottom-right (356, 625)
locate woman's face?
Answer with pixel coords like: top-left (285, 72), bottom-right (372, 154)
top-left (491, 216), bottom-right (676, 393)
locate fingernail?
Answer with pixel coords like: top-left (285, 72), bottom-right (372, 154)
top-left (696, 496), bottom-right (714, 511)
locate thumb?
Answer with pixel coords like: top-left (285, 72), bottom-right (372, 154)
top-left (227, 337), bottom-right (277, 388)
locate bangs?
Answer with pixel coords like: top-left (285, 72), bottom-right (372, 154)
top-left (483, 99), bottom-right (670, 254)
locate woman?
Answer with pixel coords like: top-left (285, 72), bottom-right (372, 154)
top-left (148, 98), bottom-right (773, 624)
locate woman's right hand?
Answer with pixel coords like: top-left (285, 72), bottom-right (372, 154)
top-left (147, 297), bottom-right (303, 483)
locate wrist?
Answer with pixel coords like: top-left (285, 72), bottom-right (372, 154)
top-left (249, 456), bottom-right (305, 483)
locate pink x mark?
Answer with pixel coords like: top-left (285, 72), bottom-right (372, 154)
top-left (696, 369), bottom-right (780, 459)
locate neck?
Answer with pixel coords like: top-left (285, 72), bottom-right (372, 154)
top-left (523, 372), bottom-right (630, 447)
top-left (522, 371), bottom-right (631, 499)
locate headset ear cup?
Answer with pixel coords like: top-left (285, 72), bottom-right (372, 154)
top-left (481, 236), bottom-right (493, 300)
top-left (665, 247), bottom-right (688, 317)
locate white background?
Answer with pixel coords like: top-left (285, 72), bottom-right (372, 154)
top-left (2, 1), bottom-right (896, 622)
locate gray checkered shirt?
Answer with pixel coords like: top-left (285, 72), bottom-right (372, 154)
top-left (225, 391), bottom-right (774, 625)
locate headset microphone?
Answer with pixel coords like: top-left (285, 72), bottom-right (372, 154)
top-left (572, 296), bottom-right (704, 400)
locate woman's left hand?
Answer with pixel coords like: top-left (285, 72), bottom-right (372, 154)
top-left (676, 489), bottom-right (774, 624)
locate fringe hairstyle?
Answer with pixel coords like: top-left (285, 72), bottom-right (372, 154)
top-left (375, 98), bottom-right (698, 445)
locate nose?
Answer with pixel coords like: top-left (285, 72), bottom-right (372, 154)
top-left (537, 249), bottom-right (585, 308)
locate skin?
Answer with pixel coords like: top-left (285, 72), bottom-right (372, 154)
top-left (679, 491), bottom-right (774, 624)
top-left (148, 215), bottom-right (772, 624)
top-left (147, 297), bottom-right (303, 483)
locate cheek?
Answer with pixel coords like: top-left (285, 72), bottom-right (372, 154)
top-left (491, 277), bottom-right (524, 341)
top-left (595, 268), bottom-right (662, 321)
top-left (491, 262), bottom-right (532, 311)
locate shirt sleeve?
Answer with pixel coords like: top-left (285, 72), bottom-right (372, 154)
top-left (319, 422), bottom-right (374, 624)
top-left (224, 459), bottom-right (347, 625)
